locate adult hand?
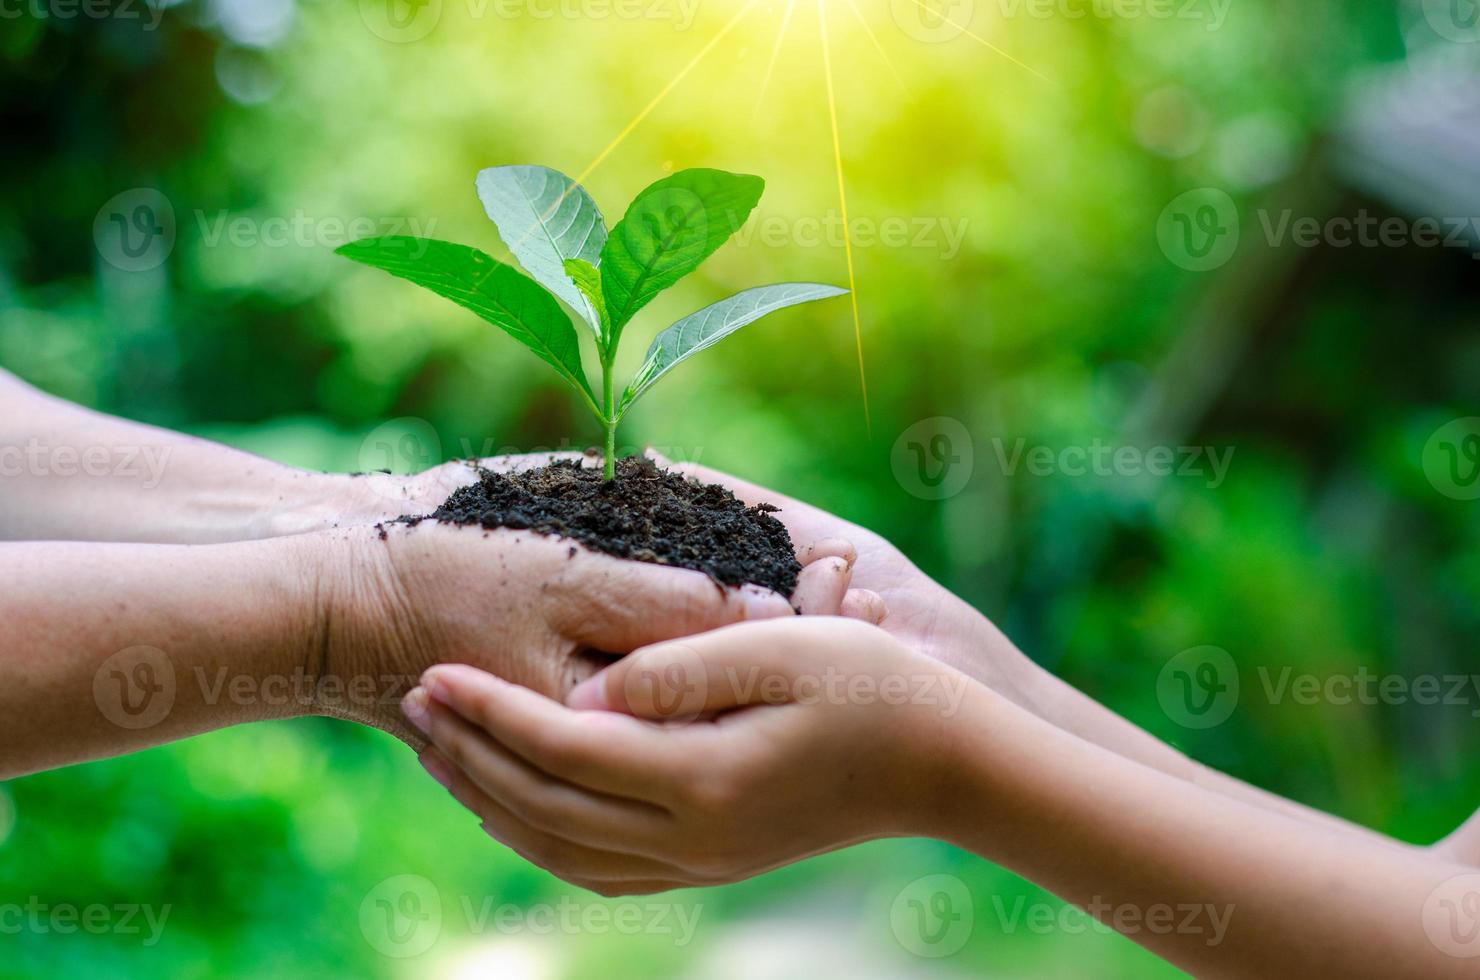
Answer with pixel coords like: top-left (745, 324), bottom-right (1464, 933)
top-left (404, 617), bottom-right (969, 894)
top-left (267, 453), bottom-right (577, 537)
top-left (321, 452), bottom-right (887, 621)
top-left (0, 495), bottom-right (865, 775)
top-left (323, 520), bottom-right (816, 745)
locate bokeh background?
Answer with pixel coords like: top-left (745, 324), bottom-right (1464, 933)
top-left (3, 0), bottom-right (1478, 976)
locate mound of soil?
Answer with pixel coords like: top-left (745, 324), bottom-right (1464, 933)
top-left (404, 456), bottom-right (800, 596)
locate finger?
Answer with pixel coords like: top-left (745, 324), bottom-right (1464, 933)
top-left (420, 665), bottom-right (683, 800)
top-left (840, 588), bottom-right (888, 625)
top-left (797, 537), bottom-right (856, 569)
top-left (791, 557), bottom-right (852, 616)
top-left (568, 617), bottom-right (870, 717)
top-left (550, 556), bottom-right (795, 654)
top-left (423, 700), bottom-right (670, 852)
top-left (425, 750), bottom-right (692, 883)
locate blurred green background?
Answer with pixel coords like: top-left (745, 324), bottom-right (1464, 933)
top-left (2, 0), bottom-right (1478, 976)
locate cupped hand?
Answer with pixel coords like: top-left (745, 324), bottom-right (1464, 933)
top-left (315, 451), bottom-right (884, 622)
top-left (319, 507), bottom-right (878, 743)
top-left (319, 452), bottom-right (885, 623)
top-left (649, 454), bottom-right (1044, 714)
top-left (315, 521), bottom-right (776, 742)
top-left (406, 617), bottom-right (971, 895)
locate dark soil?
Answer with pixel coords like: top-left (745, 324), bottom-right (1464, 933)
top-left (402, 456), bottom-right (800, 596)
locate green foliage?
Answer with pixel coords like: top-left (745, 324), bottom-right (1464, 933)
top-left (474, 165), bottom-right (607, 335)
top-left (563, 257), bottom-right (609, 336)
top-left (334, 237), bottom-right (596, 409)
top-left (338, 167), bottom-right (842, 478)
top-left (7, 6), bottom-right (1475, 978)
top-left (597, 169), bottom-right (764, 339)
top-left (621, 282), bottom-right (847, 411)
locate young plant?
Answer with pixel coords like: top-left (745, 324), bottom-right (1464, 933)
top-left (337, 166), bottom-right (847, 480)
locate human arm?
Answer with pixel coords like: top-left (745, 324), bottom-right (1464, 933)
top-left (0, 521), bottom-right (802, 779)
top-left (0, 367), bottom-right (561, 543)
top-left (658, 457), bottom-right (1402, 845)
top-left (411, 618), bottom-right (1479, 978)
top-left (0, 367), bottom-right (442, 542)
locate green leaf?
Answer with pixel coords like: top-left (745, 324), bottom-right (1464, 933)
top-left (620, 282), bottom-right (846, 412)
top-left (475, 165), bottom-right (608, 335)
top-left (600, 168), bottom-right (764, 342)
top-left (563, 258), bottom-right (609, 341)
top-left (336, 236), bottom-right (596, 409)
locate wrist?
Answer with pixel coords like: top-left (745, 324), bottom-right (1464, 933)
top-left (289, 526), bottom-right (428, 740)
top-left (223, 533), bottom-right (342, 723)
top-left (254, 470), bottom-right (411, 539)
top-left (905, 678), bottom-right (1020, 848)
top-left (935, 592), bottom-right (1057, 720)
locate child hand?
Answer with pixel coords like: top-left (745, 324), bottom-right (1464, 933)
top-left (647, 455), bottom-right (1041, 709)
top-left (407, 617), bottom-right (972, 895)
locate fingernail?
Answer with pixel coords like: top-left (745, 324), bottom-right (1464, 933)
top-left (741, 586), bottom-right (793, 620)
top-left (402, 686), bottom-right (432, 736)
top-left (420, 671), bottom-right (448, 703)
top-left (566, 675), bottom-right (609, 711)
top-left (419, 752), bottom-right (453, 791)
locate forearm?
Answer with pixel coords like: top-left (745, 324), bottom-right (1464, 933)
top-left (933, 687), bottom-right (1472, 979)
top-left (0, 369), bottom-right (402, 543)
top-left (0, 537), bottom-right (322, 777)
top-left (950, 608), bottom-right (1393, 844)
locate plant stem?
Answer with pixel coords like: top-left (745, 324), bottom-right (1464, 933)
top-left (600, 355), bottom-right (616, 481)
top-left (603, 419), bottom-right (616, 481)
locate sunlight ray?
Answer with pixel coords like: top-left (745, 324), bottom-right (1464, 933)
top-left (841, 0), bottom-right (904, 88)
top-left (508, 1), bottom-right (760, 256)
top-left (897, 0), bottom-right (1049, 82)
top-left (753, 0), bottom-right (799, 122)
top-left (816, 0), bottom-right (871, 435)
top-left (573, 0), bottom-right (761, 187)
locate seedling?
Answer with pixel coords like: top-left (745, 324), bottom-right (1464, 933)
top-left (337, 166), bottom-right (846, 480)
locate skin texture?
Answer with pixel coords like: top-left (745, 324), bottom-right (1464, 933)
top-left (0, 368), bottom-right (411, 543)
top-left (652, 456), bottom-right (1406, 844)
top-left (15, 368), bottom-right (1480, 975)
top-left (0, 368), bottom-right (873, 773)
top-left (416, 617), bottom-right (1480, 980)
top-left (0, 523), bottom-right (813, 778)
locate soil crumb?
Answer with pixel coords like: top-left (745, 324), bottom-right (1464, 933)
top-left (405, 456), bottom-right (800, 596)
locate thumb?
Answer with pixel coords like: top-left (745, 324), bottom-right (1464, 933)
top-left (568, 618), bottom-right (834, 720)
top-left (554, 557), bottom-right (795, 655)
